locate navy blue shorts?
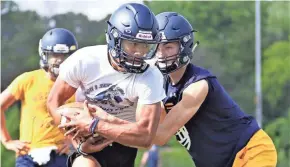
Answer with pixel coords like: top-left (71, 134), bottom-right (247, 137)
top-left (16, 151), bottom-right (67, 167)
top-left (67, 142), bottom-right (137, 167)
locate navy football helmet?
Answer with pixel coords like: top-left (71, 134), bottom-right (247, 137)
top-left (155, 12), bottom-right (199, 74)
top-left (106, 3), bottom-right (160, 73)
top-left (39, 28), bottom-right (78, 77)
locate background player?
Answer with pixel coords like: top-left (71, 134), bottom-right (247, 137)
top-left (1, 28), bottom-right (78, 167)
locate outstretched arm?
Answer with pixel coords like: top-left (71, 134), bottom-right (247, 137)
top-left (153, 79), bottom-right (209, 145)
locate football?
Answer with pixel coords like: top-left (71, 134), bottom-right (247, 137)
top-left (56, 102), bottom-right (85, 129)
top-left (56, 102), bottom-right (96, 134)
top-left (56, 102), bottom-right (105, 145)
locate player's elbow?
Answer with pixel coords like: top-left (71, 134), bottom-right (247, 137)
top-left (140, 139), bottom-right (152, 148)
top-left (140, 135), bottom-right (156, 148)
top-left (137, 131), bottom-right (153, 148)
top-left (137, 122), bottom-right (157, 148)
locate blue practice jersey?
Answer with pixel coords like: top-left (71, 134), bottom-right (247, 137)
top-left (162, 64), bottom-right (260, 167)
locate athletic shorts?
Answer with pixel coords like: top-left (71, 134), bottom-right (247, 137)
top-left (232, 129), bottom-right (277, 167)
top-left (16, 151), bottom-right (67, 167)
top-left (67, 142), bottom-right (137, 167)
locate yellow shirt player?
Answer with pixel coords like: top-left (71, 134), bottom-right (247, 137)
top-left (0, 28), bottom-right (78, 167)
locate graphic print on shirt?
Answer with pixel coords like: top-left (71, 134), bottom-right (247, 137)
top-left (84, 83), bottom-right (134, 114)
top-left (176, 126), bottom-right (191, 150)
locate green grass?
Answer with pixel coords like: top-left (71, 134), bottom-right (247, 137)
top-left (135, 138), bottom-right (195, 167)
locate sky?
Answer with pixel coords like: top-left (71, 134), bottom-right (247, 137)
top-left (14, 0), bottom-right (144, 21)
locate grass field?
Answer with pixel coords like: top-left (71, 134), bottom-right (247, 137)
top-left (134, 138), bottom-right (195, 167)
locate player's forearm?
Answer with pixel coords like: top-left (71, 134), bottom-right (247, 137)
top-left (1, 112), bottom-right (12, 143)
top-left (0, 92), bottom-right (14, 143)
top-left (152, 123), bottom-right (172, 146)
top-left (47, 98), bottom-right (62, 125)
top-left (95, 119), bottom-right (154, 148)
top-left (96, 111), bottom-right (128, 124)
top-left (47, 78), bottom-right (77, 125)
top-left (152, 107), bottom-right (171, 146)
top-left (153, 113), bottom-right (189, 146)
top-left (153, 104), bottom-right (195, 146)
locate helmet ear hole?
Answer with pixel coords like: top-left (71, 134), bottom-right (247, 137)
top-left (109, 49), bottom-right (118, 58)
top-left (179, 56), bottom-right (189, 64)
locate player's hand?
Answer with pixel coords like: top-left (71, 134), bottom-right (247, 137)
top-left (3, 140), bottom-right (30, 155)
top-left (56, 138), bottom-right (71, 155)
top-left (58, 100), bottom-right (94, 138)
top-left (80, 136), bottom-right (113, 153)
top-left (87, 103), bottom-right (109, 120)
top-left (67, 133), bottom-right (91, 149)
top-left (66, 134), bottom-right (80, 150)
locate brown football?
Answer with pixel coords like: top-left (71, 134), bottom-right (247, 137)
top-left (56, 102), bottom-right (96, 133)
top-left (57, 102), bottom-right (111, 147)
top-left (57, 102), bottom-right (84, 129)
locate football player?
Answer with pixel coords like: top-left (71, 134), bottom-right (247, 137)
top-left (151, 12), bottom-right (277, 167)
top-left (47, 3), bottom-right (165, 167)
top-left (1, 28), bottom-right (78, 167)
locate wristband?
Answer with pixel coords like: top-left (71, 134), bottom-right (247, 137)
top-left (77, 142), bottom-right (88, 156)
top-left (89, 117), bottom-right (100, 134)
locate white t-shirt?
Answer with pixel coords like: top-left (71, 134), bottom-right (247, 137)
top-left (60, 45), bottom-right (165, 122)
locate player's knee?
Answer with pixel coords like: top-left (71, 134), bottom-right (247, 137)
top-left (72, 155), bottom-right (101, 167)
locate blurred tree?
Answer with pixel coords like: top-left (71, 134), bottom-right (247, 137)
top-left (146, 1), bottom-right (265, 116)
top-left (1, 1), bottom-right (46, 91)
top-left (263, 1), bottom-right (290, 46)
top-left (262, 38), bottom-right (290, 121)
top-left (262, 1), bottom-right (290, 123)
top-left (50, 13), bottom-right (108, 47)
top-left (1, 2), bottom-right (108, 91)
top-left (265, 109), bottom-right (290, 167)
